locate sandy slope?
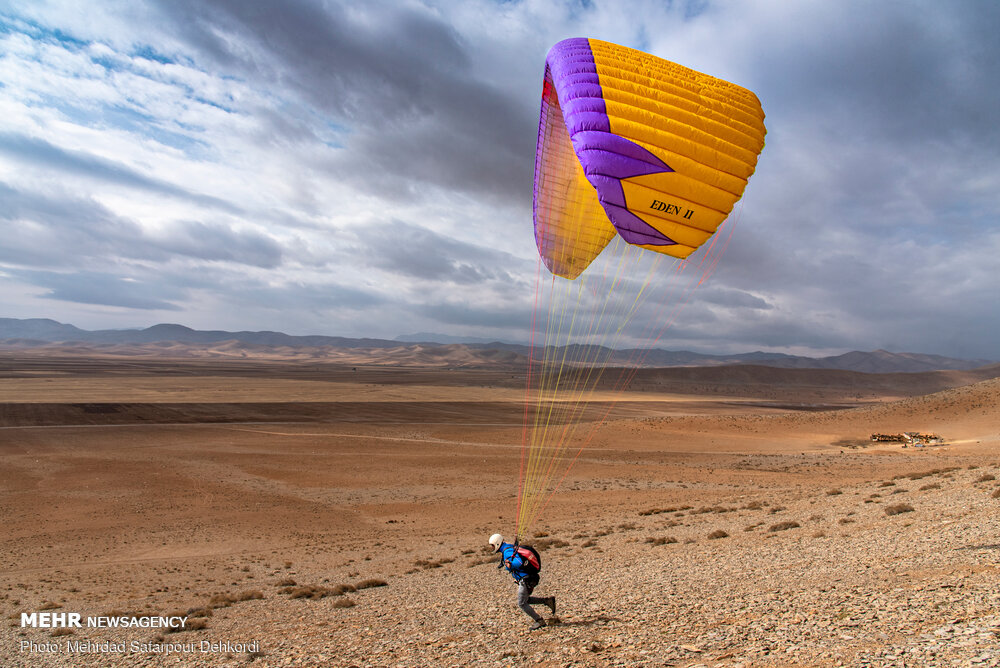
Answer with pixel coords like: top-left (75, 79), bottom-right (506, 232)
top-left (1, 354), bottom-right (999, 667)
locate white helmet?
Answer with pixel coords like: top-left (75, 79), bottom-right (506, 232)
top-left (488, 533), bottom-right (504, 553)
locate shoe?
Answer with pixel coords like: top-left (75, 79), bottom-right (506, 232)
top-left (545, 597), bottom-right (556, 614)
top-left (529, 619), bottom-right (546, 630)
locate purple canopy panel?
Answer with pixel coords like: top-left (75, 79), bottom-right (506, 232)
top-left (541, 38), bottom-right (678, 248)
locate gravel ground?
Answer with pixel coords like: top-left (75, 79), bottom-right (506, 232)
top-left (5, 460), bottom-right (1000, 667)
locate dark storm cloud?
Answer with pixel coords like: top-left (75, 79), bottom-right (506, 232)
top-left (353, 219), bottom-right (526, 285)
top-left (746, 2), bottom-right (1000, 144)
top-left (416, 299), bottom-right (533, 331)
top-left (14, 269), bottom-right (184, 310)
top-left (148, 0), bottom-right (537, 203)
top-left (0, 132), bottom-right (243, 214)
top-left (217, 278), bottom-right (388, 312)
top-left (0, 183), bottom-right (282, 269)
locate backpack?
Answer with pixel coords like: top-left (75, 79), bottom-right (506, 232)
top-left (513, 545), bottom-right (541, 574)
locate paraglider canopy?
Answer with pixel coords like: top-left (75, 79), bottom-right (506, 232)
top-left (533, 38), bottom-right (766, 279)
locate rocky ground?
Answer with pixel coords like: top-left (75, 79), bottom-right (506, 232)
top-left (3, 360), bottom-right (999, 667)
top-left (5, 457), bottom-right (1000, 667)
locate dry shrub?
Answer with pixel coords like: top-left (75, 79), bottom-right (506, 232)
top-left (185, 618), bottom-right (209, 631)
top-left (533, 531), bottom-right (550, 538)
top-left (768, 506), bottom-right (786, 515)
top-left (50, 628), bottom-right (74, 637)
top-left (276, 578), bottom-right (296, 587)
top-left (744, 501), bottom-right (764, 509)
top-left (186, 607), bottom-right (213, 618)
top-left (354, 579), bottom-right (387, 590)
top-left (919, 483), bottom-right (941, 491)
top-left (283, 583), bottom-right (355, 600)
top-left (880, 481), bottom-right (896, 487)
top-left (885, 503), bottom-right (914, 516)
top-left (907, 467), bottom-right (960, 481)
top-left (208, 593), bottom-right (237, 608)
top-left (769, 521), bottom-right (800, 532)
top-left (581, 539), bottom-right (598, 548)
top-left (330, 598), bottom-right (355, 609)
top-left (533, 538), bottom-right (569, 550)
top-left (838, 517), bottom-right (854, 525)
top-left (38, 601), bottom-right (61, 611)
top-left (976, 474), bottom-right (996, 483)
top-left (826, 489), bottom-right (843, 496)
top-left (466, 556), bottom-right (497, 568)
top-left (991, 488), bottom-right (1000, 499)
top-left (237, 590), bottom-right (263, 602)
top-left (644, 536), bottom-right (678, 546)
top-left (707, 530), bottom-right (729, 540)
top-left (167, 616), bottom-right (209, 633)
top-left (812, 531), bottom-right (827, 538)
top-left (104, 609), bottom-right (147, 620)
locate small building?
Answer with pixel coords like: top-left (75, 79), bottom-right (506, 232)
top-left (870, 432), bottom-right (944, 446)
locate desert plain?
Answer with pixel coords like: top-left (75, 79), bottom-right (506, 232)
top-left (1, 347), bottom-right (1000, 667)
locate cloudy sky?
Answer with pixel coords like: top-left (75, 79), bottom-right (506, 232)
top-left (1, 0), bottom-right (998, 359)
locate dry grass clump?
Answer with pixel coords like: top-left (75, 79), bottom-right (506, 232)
top-left (691, 506), bottom-right (735, 515)
top-left (466, 555), bottom-right (498, 568)
top-left (769, 521), bottom-right (800, 532)
top-left (164, 609), bottom-right (212, 633)
top-left (639, 505), bottom-right (692, 516)
top-left (919, 482), bottom-right (942, 491)
top-left (768, 506), bottom-right (787, 515)
top-left (581, 539), bottom-right (598, 548)
top-left (50, 628), bottom-right (74, 637)
top-left (413, 557), bottom-right (454, 570)
top-left (282, 583), bottom-right (356, 600)
top-left (533, 538), bottom-right (569, 550)
top-left (209, 590), bottom-right (263, 608)
top-left (707, 530), bottom-right (729, 540)
top-left (103, 609), bottom-right (148, 619)
top-left (902, 467), bottom-right (960, 481)
top-left (884, 503), bottom-right (914, 516)
top-left (826, 489), bottom-right (843, 496)
top-left (330, 598), bottom-right (356, 609)
top-left (991, 488), bottom-right (1000, 499)
top-left (354, 579), bottom-right (387, 590)
top-left (276, 578), bottom-right (296, 587)
top-left (38, 601), bottom-right (61, 611)
top-left (976, 474), bottom-right (996, 483)
top-left (644, 536), bottom-right (678, 546)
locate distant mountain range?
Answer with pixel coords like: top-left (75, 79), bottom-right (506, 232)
top-left (1, 317), bottom-right (995, 373)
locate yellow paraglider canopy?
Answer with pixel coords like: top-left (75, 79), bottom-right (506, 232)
top-left (533, 38), bottom-right (766, 279)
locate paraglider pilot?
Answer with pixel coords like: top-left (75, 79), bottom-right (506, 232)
top-left (489, 533), bottom-right (556, 630)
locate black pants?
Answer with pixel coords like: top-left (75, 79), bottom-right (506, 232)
top-left (517, 574), bottom-right (544, 621)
